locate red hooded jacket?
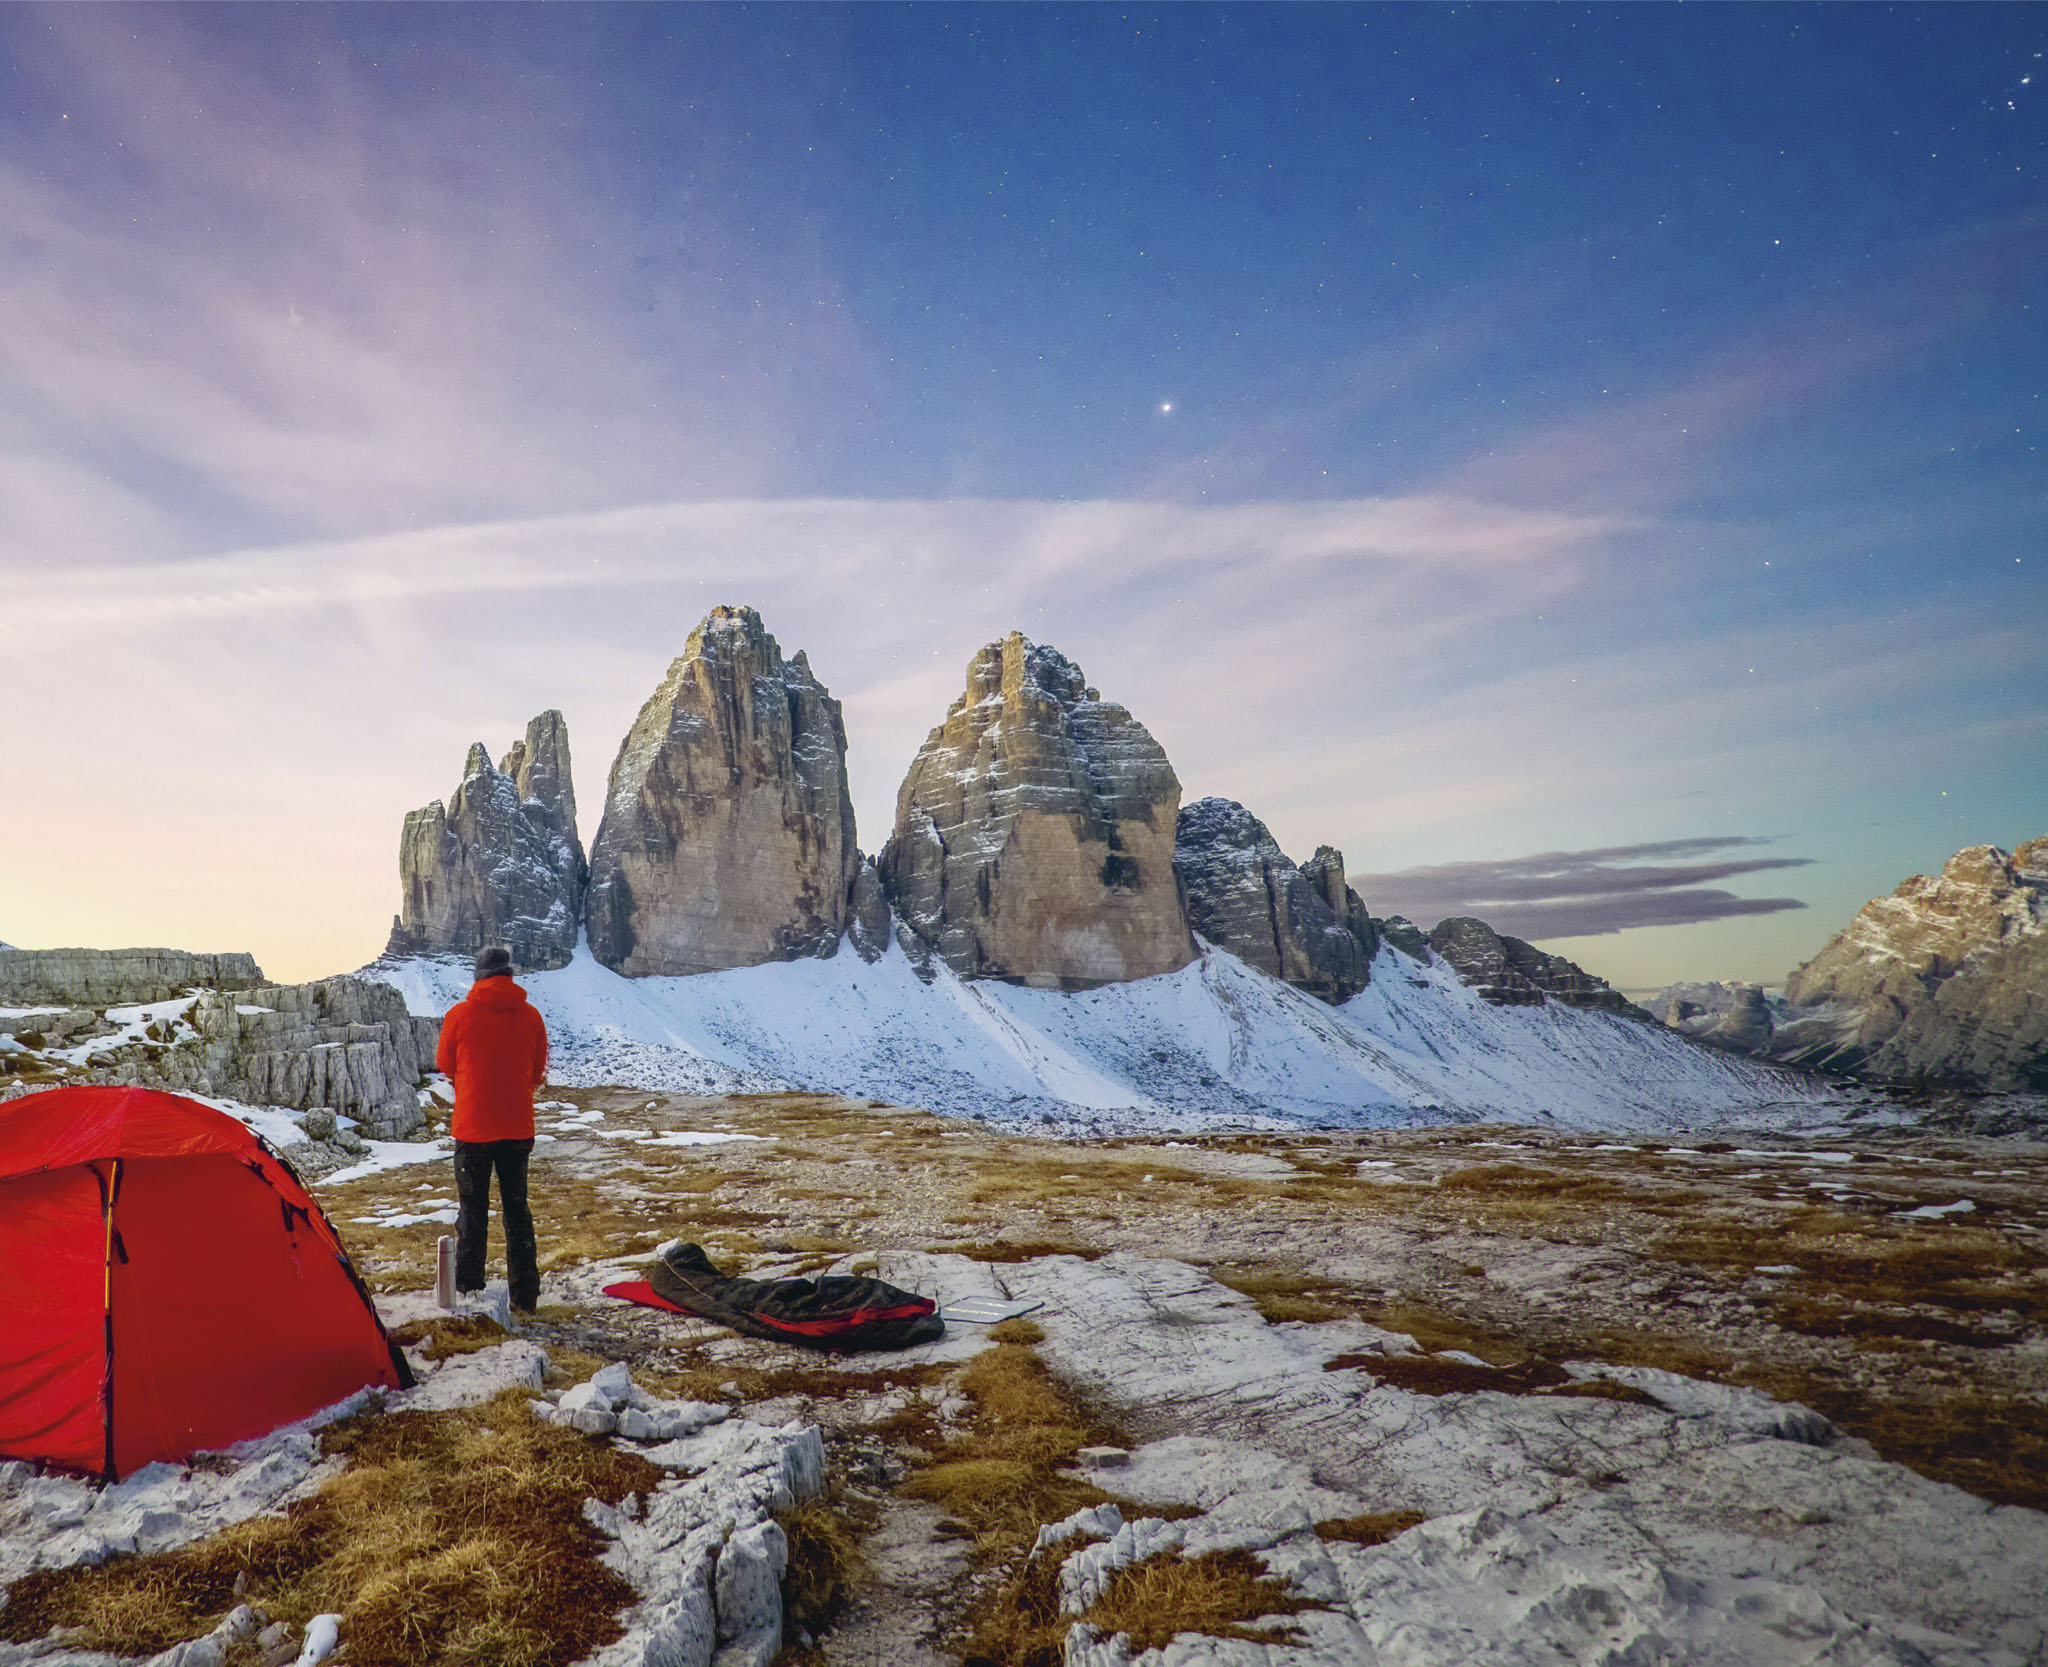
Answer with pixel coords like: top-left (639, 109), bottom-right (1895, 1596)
top-left (436, 977), bottom-right (549, 1143)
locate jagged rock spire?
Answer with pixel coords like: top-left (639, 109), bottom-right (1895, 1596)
top-left (385, 711), bottom-right (588, 971)
top-left (1173, 798), bottom-right (1374, 1004)
top-left (585, 606), bottom-right (858, 977)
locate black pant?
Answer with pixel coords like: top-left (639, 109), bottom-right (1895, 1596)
top-left (453, 1138), bottom-right (538, 1311)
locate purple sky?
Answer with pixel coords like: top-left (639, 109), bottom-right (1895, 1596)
top-left (1, 6), bottom-right (2042, 987)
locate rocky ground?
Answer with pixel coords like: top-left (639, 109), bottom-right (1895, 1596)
top-left (6, 1083), bottom-right (2045, 1665)
top-left (290, 1088), bottom-right (2048, 1666)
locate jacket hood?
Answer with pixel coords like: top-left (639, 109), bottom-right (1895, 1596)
top-left (467, 977), bottom-right (531, 1010)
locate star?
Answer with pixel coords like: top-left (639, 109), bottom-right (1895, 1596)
top-left (1158, 401), bottom-right (1174, 414)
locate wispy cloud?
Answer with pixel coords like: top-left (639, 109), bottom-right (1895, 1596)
top-left (1354, 838), bottom-right (1812, 940)
top-left (0, 10), bottom-right (857, 563)
top-left (0, 494), bottom-right (1627, 635)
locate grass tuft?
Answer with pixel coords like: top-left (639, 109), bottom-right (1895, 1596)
top-left (386, 1314), bottom-right (508, 1360)
top-left (1314, 1511), bottom-right (1428, 1545)
top-left (1210, 1269), bottom-right (1348, 1325)
top-left (952, 1240), bottom-right (1107, 1264)
top-left (777, 1494), bottom-right (870, 1645)
top-left (1327, 1352), bottom-right (1654, 1402)
top-left (1079, 1547), bottom-right (1320, 1653)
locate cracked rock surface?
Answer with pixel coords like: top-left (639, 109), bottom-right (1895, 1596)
top-left (586, 606), bottom-right (858, 979)
top-left (880, 633), bottom-right (1193, 990)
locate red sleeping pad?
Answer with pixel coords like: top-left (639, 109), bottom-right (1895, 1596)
top-left (604, 1278), bottom-right (696, 1315)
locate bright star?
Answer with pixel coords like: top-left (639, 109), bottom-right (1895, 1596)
top-left (1158, 401), bottom-right (1174, 414)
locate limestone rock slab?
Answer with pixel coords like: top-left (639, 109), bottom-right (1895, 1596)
top-left (879, 634), bottom-right (1193, 989)
top-left (97, 977), bottom-right (439, 1139)
top-left (586, 607), bottom-right (858, 978)
top-left (0, 948), bottom-right (262, 1007)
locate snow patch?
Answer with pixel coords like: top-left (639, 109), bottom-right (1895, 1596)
top-left (366, 938), bottom-right (1850, 1136)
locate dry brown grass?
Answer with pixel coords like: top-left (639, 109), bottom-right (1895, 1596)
top-left (386, 1313), bottom-right (511, 1360)
top-left (1353, 1299), bottom-right (1530, 1365)
top-left (906, 1331), bottom-right (1125, 1665)
top-left (1769, 1297), bottom-right (2017, 1349)
top-left (1327, 1352), bottom-right (1657, 1403)
top-left (1080, 1548), bottom-right (1319, 1652)
top-left (1210, 1269), bottom-right (1348, 1325)
top-left (907, 1338), bottom-right (1119, 1550)
top-left (1314, 1511), bottom-right (1428, 1545)
top-left (776, 1495), bottom-right (871, 1645)
top-left (0, 1391), bottom-right (660, 1667)
top-left (1803, 1389), bottom-right (2048, 1514)
top-left (952, 1240), bottom-right (1107, 1264)
top-left (964, 1154), bottom-right (1243, 1212)
top-left (911, 1324), bottom-right (1283, 1667)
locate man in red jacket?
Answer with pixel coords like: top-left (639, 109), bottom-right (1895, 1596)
top-left (436, 945), bottom-right (549, 1312)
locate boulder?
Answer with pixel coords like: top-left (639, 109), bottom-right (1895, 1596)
top-left (878, 633), bottom-right (1193, 989)
top-left (1770, 836), bottom-right (2048, 1090)
top-left (1428, 917), bottom-right (1648, 1017)
top-left (0, 948), bottom-right (263, 1007)
top-left (585, 606), bottom-right (858, 978)
top-left (384, 711), bottom-right (587, 972)
top-left (1173, 798), bottom-right (1372, 1003)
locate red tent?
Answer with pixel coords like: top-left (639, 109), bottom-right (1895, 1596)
top-left (0, 1086), bottom-right (411, 1480)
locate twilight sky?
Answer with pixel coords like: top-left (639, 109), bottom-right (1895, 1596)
top-left (2, 3), bottom-right (2042, 989)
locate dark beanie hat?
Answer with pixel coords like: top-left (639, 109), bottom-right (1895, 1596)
top-left (475, 945), bottom-right (515, 979)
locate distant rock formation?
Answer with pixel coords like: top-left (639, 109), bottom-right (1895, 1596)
top-left (1173, 799), bottom-right (1373, 1003)
top-left (385, 711), bottom-right (587, 972)
top-left (187, 979), bottom-right (440, 1140)
top-left (1707, 984), bottom-right (1776, 1052)
top-left (1301, 847), bottom-right (1381, 965)
top-left (0, 948), bottom-right (263, 1007)
top-left (880, 633), bottom-right (1193, 989)
top-left (586, 606), bottom-right (858, 978)
top-left (1428, 917), bottom-right (1649, 1017)
top-left (1648, 981), bottom-right (1782, 1052)
top-left (1767, 837), bottom-right (2048, 1090)
top-left (846, 855), bottom-right (892, 965)
top-left (1374, 916), bottom-right (1433, 962)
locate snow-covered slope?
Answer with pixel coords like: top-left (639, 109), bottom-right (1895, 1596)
top-left (368, 935), bottom-right (1844, 1135)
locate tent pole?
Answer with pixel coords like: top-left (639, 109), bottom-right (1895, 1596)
top-left (99, 1157), bottom-right (124, 1483)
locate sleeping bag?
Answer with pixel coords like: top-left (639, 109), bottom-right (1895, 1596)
top-left (647, 1240), bottom-right (944, 1352)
